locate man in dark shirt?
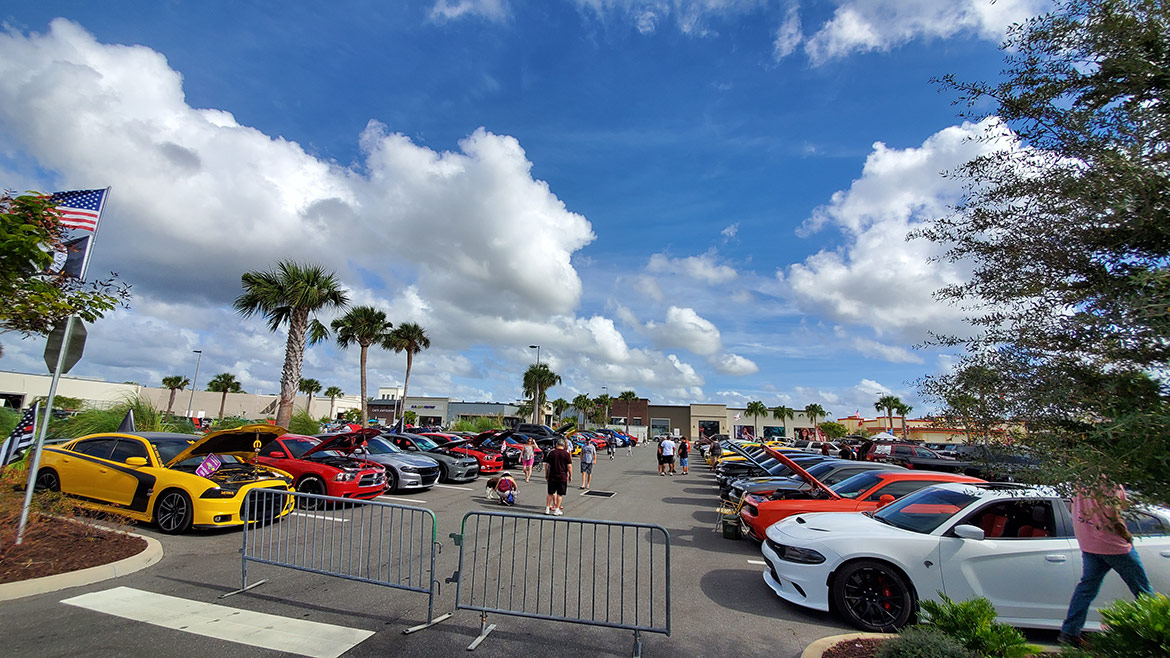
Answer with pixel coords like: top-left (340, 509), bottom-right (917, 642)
top-left (544, 439), bottom-right (573, 516)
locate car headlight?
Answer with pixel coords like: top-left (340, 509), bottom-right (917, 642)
top-left (400, 465), bottom-right (418, 473)
top-left (333, 472), bottom-right (356, 482)
top-left (200, 487), bottom-right (237, 499)
top-left (770, 541), bottom-right (826, 564)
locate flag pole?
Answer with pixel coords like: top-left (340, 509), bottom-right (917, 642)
top-left (15, 187), bottom-right (111, 545)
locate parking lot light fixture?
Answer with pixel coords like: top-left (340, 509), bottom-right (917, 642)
top-left (186, 349), bottom-right (202, 419)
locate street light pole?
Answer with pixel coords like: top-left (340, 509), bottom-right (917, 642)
top-left (529, 345), bottom-right (540, 424)
top-left (601, 385), bottom-right (608, 428)
top-left (186, 350), bottom-right (202, 420)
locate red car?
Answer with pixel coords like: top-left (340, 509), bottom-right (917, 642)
top-left (421, 433), bottom-right (504, 474)
top-left (256, 433), bottom-right (387, 505)
top-left (738, 447), bottom-right (983, 541)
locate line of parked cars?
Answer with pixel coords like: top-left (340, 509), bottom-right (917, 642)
top-left (703, 436), bottom-right (1170, 634)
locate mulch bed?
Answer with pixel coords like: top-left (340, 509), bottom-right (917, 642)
top-left (0, 514), bottom-right (146, 584)
top-left (822, 637), bottom-right (886, 658)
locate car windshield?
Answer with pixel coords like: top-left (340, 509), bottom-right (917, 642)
top-left (412, 436), bottom-right (439, 451)
top-left (282, 437), bottom-right (323, 458)
top-left (365, 437), bottom-right (402, 455)
top-left (873, 486), bottom-right (981, 534)
top-left (832, 472), bottom-right (884, 499)
top-left (804, 462), bottom-right (838, 479)
top-left (150, 437), bottom-right (198, 464)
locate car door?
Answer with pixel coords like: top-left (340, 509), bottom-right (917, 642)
top-left (1089, 508), bottom-right (1170, 621)
top-left (95, 438), bottom-right (154, 508)
top-left (939, 499), bottom-right (1076, 625)
top-left (58, 437), bottom-right (118, 500)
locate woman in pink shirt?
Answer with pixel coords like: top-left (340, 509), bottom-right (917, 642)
top-left (1059, 484), bottom-right (1154, 646)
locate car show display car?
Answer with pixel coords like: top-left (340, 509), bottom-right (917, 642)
top-left (256, 433), bottom-right (387, 503)
top-left (760, 482), bottom-right (1170, 632)
top-left (386, 432), bottom-right (480, 482)
top-left (421, 433), bottom-right (504, 474)
top-left (726, 458), bottom-right (905, 504)
top-left (316, 429), bottom-right (441, 492)
top-left (35, 424), bottom-right (296, 534)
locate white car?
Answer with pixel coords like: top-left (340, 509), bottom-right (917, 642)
top-left (760, 482), bottom-right (1170, 632)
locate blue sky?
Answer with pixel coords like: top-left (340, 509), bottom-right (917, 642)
top-left (0, 1), bottom-right (1047, 418)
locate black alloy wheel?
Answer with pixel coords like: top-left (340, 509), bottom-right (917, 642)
top-left (154, 489), bottom-right (194, 535)
top-left (34, 468), bottom-right (61, 492)
top-left (296, 477), bottom-right (327, 510)
top-left (831, 559), bottom-right (916, 631)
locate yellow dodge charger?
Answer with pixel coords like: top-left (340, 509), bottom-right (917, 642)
top-left (35, 424), bottom-right (295, 534)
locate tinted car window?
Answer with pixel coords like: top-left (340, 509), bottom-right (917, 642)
top-left (866, 479), bottom-right (941, 501)
top-left (1125, 510), bottom-right (1170, 537)
top-left (823, 467), bottom-right (864, 485)
top-left (365, 437), bottom-right (402, 454)
top-left (833, 472), bottom-right (884, 499)
top-left (73, 438), bottom-right (117, 459)
top-left (150, 437), bottom-right (197, 464)
top-left (280, 438), bottom-right (319, 458)
top-left (110, 439), bottom-right (149, 463)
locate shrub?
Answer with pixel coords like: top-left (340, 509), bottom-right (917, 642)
top-left (451, 416), bottom-right (506, 433)
top-left (876, 625), bottom-right (974, 658)
top-left (54, 395), bottom-right (191, 438)
top-left (919, 593), bottom-right (1039, 658)
top-left (1084, 593), bottom-right (1170, 657)
top-left (0, 407), bottom-right (17, 438)
top-left (211, 416), bottom-right (251, 431)
top-left (288, 409), bottom-right (320, 435)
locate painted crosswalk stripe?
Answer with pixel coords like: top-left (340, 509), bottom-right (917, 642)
top-left (62, 586), bottom-right (372, 658)
top-left (291, 512), bottom-right (349, 522)
top-left (433, 483), bottom-right (473, 490)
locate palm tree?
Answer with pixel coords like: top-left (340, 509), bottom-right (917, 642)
top-left (551, 397), bottom-right (569, 423)
top-left (875, 394), bottom-right (902, 433)
top-left (571, 393), bottom-right (592, 427)
top-left (332, 305), bottom-right (394, 424)
top-left (233, 261), bottom-right (349, 428)
top-left (896, 402), bottom-right (913, 440)
top-left (324, 386), bottom-right (344, 420)
top-left (593, 394), bottom-right (613, 426)
top-left (206, 372), bottom-right (242, 421)
top-left (746, 400), bottom-right (768, 438)
top-left (387, 322), bottom-right (430, 427)
top-left (804, 403), bottom-right (827, 440)
top-left (161, 375), bottom-right (189, 418)
top-left (617, 390), bottom-right (638, 435)
top-left (772, 405), bottom-right (795, 439)
top-left (298, 377), bottom-right (322, 412)
top-left (522, 363), bottom-right (561, 425)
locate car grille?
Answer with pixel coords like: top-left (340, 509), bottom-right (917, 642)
top-left (419, 466), bottom-right (439, 484)
top-left (359, 472), bottom-right (386, 487)
top-left (242, 488), bottom-right (289, 522)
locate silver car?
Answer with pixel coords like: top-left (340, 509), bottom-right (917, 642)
top-left (315, 433), bottom-right (441, 492)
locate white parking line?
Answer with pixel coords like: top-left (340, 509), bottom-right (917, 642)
top-left (62, 586), bottom-right (372, 658)
top-left (433, 483), bottom-right (473, 491)
top-left (747, 559), bottom-right (766, 565)
top-left (377, 496), bottom-right (425, 504)
top-left (290, 512), bottom-right (349, 522)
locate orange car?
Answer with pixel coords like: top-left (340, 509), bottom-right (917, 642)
top-left (738, 447), bottom-right (983, 541)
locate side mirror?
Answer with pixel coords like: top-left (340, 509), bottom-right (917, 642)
top-left (269, 451), bottom-right (286, 459)
top-left (125, 456), bottom-right (148, 467)
top-left (878, 494), bottom-right (896, 507)
top-left (953, 524), bottom-right (986, 540)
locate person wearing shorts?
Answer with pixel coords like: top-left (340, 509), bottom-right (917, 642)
top-left (544, 440), bottom-right (573, 515)
top-left (658, 437), bottom-right (676, 476)
top-left (521, 438), bottom-right (536, 482)
top-left (579, 441), bottom-right (596, 489)
top-left (678, 437), bottom-right (690, 474)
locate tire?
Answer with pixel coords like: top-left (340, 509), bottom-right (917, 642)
top-left (438, 464), bottom-right (450, 483)
top-left (296, 476), bottom-right (327, 510)
top-left (34, 468), bottom-right (61, 492)
top-left (831, 560), bottom-right (916, 632)
top-left (385, 469), bottom-right (398, 493)
top-left (154, 489), bottom-right (194, 535)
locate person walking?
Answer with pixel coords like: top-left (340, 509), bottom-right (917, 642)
top-left (678, 437), bottom-right (690, 475)
top-left (820, 442), bottom-right (832, 456)
top-left (605, 433), bottom-right (616, 460)
top-left (659, 436), bottom-right (676, 476)
top-left (521, 437), bottom-right (537, 482)
top-left (838, 444), bottom-right (854, 460)
top-left (544, 439), bottom-right (573, 516)
top-left (1058, 483), bottom-right (1154, 646)
top-left (579, 438), bottom-right (596, 490)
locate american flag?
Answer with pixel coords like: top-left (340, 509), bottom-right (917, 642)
top-left (1, 407), bottom-right (40, 466)
top-left (49, 189), bottom-right (106, 232)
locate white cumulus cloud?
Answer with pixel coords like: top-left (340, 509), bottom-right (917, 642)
top-left (646, 251), bottom-right (738, 284)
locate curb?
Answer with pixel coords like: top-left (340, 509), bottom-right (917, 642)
top-left (800, 632), bottom-right (895, 658)
top-left (0, 531), bottom-right (163, 602)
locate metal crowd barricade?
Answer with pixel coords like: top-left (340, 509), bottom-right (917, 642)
top-left (450, 510), bottom-right (671, 656)
top-left (223, 487), bottom-right (451, 633)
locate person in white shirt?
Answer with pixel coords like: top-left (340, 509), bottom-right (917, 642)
top-left (658, 437), bottom-right (676, 476)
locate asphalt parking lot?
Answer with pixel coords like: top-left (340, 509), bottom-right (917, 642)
top-left (1, 447), bottom-right (854, 657)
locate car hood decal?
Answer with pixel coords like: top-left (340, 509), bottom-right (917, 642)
top-left (165, 424), bottom-right (287, 468)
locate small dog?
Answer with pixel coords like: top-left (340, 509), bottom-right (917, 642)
top-left (485, 475), bottom-right (503, 499)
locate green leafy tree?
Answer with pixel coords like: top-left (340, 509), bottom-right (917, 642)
top-left (288, 408), bottom-right (320, 435)
top-left (206, 372), bottom-right (243, 421)
top-left (161, 375), bottom-right (190, 417)
top-left (803, 403), bottom-right (826, 440)
top-left (592, 394), bottom-right (613, 426)
top-left (745, 400), bottom-right (769, 438)
top-left (0, 192), bottom-right (130, 356)
top-left (331, 305), bottom-right (394, 424)
top-left (551, 397), bottom-right (569, 422)
top-left (818, 421), bottom-right (849, 440)
top-left (571, 393), bottom-right (592, 427)
top-left (324, 386), bottom-right (344, 420)
top-left (233, 261), bottom-right (349, 429)
top-left (387, 322), bottom-right (430, 426)
top-left (617, 390), bottom-right (638, 434)
top-left (875, 394), bottom-right (902, 433)
top-left (340, 407), bottom-right (362, 422)
top-left (895, 402), bottom-right (913, 440)
top-left (522, 363), bottom-right (561, 425)
top-left (298, 377), bottom-right (322, 412)
top-left (772, 405), bottom-right (795, 438)
top-left (919, 0), bottom-right (1170, 501)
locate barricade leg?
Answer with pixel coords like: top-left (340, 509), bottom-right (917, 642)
top-left (466, 612), bottom-right (497, 651)
top-left (633, 630), bottom-right (643, 658)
